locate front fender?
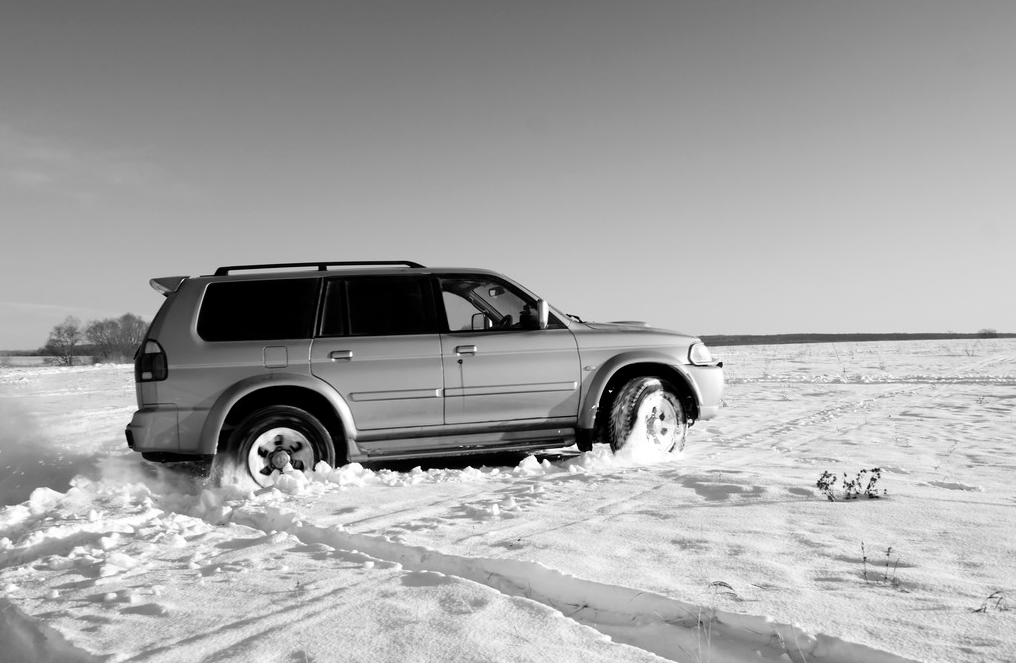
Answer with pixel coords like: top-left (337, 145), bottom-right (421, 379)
top-left (578, 351), bottom-right (705, 430)
top-left (197, 372), bottom-right (357, 454)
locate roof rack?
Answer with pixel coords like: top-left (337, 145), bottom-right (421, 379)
top-left (213, 261), bottom-right (426, 276)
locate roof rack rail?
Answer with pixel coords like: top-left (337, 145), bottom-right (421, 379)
top-left (213, 261), bottom-right (426, 276)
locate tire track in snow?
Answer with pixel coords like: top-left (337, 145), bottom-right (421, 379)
top-left (220, 500), bottom-right (919, 663)
top-left (719, 384), bottom-right (923, 451)
top-left (728, 375), bottom-right (1016, 386)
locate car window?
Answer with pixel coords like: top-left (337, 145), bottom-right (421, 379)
top-left (438, 276), bottom-right (562, 331)
top-left (442, 290), bottom-right (484, 331)
top-left (197, 278), bottom-right (318, 341)
top-left (318, 279), bottom-right (346, 336)
top-left (321, 276), bottom-right (437, 337)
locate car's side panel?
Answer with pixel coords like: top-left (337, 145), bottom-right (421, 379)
top-left (576, 350), bottom-right (724, 430)
top-left (310, 335), bottom-right (445, 430)
top-left (139, 280), bottom-right (324, 453)
top-left (197, 372), bottom-right (357, 456)
top-left (440, 328), bottom-right (582, 425)
top-left (353, 424), bottom-right (575, 460)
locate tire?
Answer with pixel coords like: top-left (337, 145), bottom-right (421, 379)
top-left (228, 405), bottom-right (336, 487)
top-left (608, 377), bottom-right (687, 453)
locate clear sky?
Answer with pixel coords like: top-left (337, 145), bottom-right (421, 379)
top-left (1, 1), bottom-right (1013, 350)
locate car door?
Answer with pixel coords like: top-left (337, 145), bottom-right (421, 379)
top-left (437, 274), bottom-right (581, 426)
top-left (310, 275), bottom-right (444, 431)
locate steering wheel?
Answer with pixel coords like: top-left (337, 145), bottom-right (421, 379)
top-left (496, 314), bottom-right (514, 330)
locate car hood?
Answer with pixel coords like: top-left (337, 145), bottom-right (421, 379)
top-left (583, 321), bottom-right (697, 338)
top-left (572, 321), bottom-right (702, 353)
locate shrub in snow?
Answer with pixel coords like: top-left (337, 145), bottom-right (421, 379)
top-left (816, 468), bottom-right (885, 501)
top-left (974, 591), bottom-right (1010, 613)
top-left (860, 542), bottom-right (902, 588)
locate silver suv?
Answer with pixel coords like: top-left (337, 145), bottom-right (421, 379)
top-left (126, 261), bottom-right (724, 486)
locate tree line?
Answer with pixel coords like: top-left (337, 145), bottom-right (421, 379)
top-left (42, 314), bottom-right (147, 365)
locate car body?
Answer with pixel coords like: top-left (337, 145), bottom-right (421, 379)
top-left (125, 261), bottom-right (724, 485)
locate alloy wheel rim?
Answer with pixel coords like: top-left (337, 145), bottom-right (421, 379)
top-left (638, 392), bottom-right (681, 449)
top-left (247, 427), bottom-right (315, 485)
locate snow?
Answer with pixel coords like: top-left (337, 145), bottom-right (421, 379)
top-left (1, 340), bottom-right (1014, 662)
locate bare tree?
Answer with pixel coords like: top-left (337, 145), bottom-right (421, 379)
top-left (85, 313), bottom-right (148, 361)
top-left (85, 318), bottom-right (119, 360)
top-left (115, 313), bottom-right (147, 358)
top-left (44, 316), bottom-right (83, 365)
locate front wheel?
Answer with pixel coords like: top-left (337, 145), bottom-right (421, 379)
top-left (608, 377), bottom-right (687, 453)
top-left (228, 405), bottom-right (336, 487)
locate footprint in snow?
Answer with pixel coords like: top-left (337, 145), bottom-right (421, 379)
top-left (924, 480), bottom-right (982, 492)
top-left (401, 570), bottom-right (454, 587)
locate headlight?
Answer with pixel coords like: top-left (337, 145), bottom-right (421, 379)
top-left (689, 342), bottom-right (713, 365)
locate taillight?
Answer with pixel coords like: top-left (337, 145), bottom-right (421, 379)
top-left (135, 340), bottom-right (168, 382)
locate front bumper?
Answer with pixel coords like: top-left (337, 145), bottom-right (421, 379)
top-left (684, 363), bottom-right (724, 421)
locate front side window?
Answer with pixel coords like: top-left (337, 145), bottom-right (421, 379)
top-left (438, 276), bottom-right (561, 332)
top-left (320, 276), bottom-right (437, 337)
top-left (197, 278), bottom-right (318, 341)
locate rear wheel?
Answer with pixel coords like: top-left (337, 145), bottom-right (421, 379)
top-left (228, 405), bottom-right (336, 487)
top-left (608, 377), bottom-right (687, 453)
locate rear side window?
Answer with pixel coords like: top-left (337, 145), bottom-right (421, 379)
top-left (320, 276), bottom-right (437, 337)
top-left (197, 279), bottom-right (319, 341)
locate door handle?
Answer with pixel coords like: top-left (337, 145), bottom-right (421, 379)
top-left (455, 345), bottom-right (477, 356)
top-left (329, 350), bottom-right (353, 360)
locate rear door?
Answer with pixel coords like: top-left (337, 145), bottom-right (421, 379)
top-left (310, 275), bottom-right (444, 431)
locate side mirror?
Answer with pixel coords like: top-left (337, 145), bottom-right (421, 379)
top-left (537, 299), bottom-right (549, 330)
top-left (519, 300), bottom-right (549, 330)
top-left (471, 312), bottom-right (492, 331)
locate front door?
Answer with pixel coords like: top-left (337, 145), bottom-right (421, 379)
top-left (437, 275), bottom-right (581, 426)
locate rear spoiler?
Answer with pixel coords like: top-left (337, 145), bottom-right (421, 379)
top-left (149, 276), bottom-right (188, 296)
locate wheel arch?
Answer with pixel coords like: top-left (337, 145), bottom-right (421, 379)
top-left (199, 374), bottom-right (356, 462)
top-left (580, 353), bottom-right (702, 432)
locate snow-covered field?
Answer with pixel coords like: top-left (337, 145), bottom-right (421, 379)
top-left (1, 340), bottom-right (1014, 663)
